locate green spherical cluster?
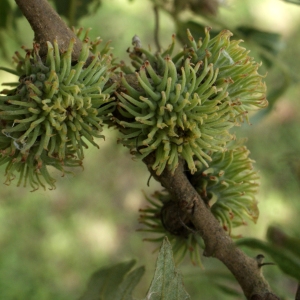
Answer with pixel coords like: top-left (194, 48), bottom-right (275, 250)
top-left (115, 28), bottom-right (267, 175)
top-left (0, 33), bottom-right (115, 190)
top-left (183, 28), bottom-right (267, 121)
top-left (139, 191), bottom-right (204, 266)
top-left (189, 140), bottom-right (259, 233)
top-left (139, 141), bottom-right (259, 262)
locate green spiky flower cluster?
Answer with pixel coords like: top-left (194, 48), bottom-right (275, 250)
top-left (189, 140), bottom-right (259, 233)
top-left (115, 28), bottom-right (267, 175)
top-left (139, 140), bottom-right (259, 263)
top-left (139, 191), bottom-right (204, 266)
top-left (0, 33), bottom-right (115, 190)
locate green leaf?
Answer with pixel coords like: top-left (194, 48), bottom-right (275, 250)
top-left (145, 237), bottom-right (190, 300)
top-left (214, 282), bottom-right (241, 297)
top-left (236, 238), bottom-right (300, 282)
top-left (78, 260), bottom-right (145, 300)
top-left (0, 0), bottom-right (11, 29)
top-left (51, 0), bottom-right (102, 26)
top-left (176, 21), bottom-right (219, 46)
top-left (115, 266), bottom-right (145, 300)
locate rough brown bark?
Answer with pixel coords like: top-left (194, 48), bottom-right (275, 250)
top-left (15, 0), bottom-right (82, 59)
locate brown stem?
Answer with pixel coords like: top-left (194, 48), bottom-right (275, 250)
top-left (15, 0), bottom-right (82, 59)
top-left (296, 283), bottom-right (300, 300)
top-left (143, 154), bottom-right (280, 300)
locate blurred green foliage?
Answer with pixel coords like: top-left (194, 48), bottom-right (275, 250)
top-left (78, 259), bottom-right (145, 300)
top-left (0, 0), bottom-right (300, 299)
top-left (52, 0), bottom-right (102, 26)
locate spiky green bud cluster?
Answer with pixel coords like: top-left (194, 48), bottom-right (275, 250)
top-left (0, 32), bottom-right (115, 190)
top-left (139, 191), bottom-right (204, 266)
top-left (189, 140), bottom-right (259, 233)
top-left (115, 28), bottom-right (267, 175)
top-left (139, 140), bottom-right (259, 264)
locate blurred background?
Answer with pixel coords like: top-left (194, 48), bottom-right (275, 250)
top-left (0, 0), bottom-right (300, 299)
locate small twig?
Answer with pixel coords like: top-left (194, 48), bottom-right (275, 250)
top-left (147, 174), bottom-right (152, 187)
top-left (256, 254), bottom-right (275, 268)
top-left (153, 5), bottom-right (161, 52)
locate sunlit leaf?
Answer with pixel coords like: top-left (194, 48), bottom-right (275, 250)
top-left (78, 260), bottom-right (144, 300)
top-left (0, 0), bottom-right (11, 29)
top-left (145, 237), bottom-right (190, 300)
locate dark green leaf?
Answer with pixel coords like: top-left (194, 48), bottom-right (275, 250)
top-left (145, 237), bottom-right (190, 300)
top-left (214, 282), bottom-right (241, 297)
top-left (265, 77), bottom-right (290, 110)
top-left (176, 21), bottom-right (219, 46)
top-left (236, 238), bottom-right (300, 282)
top-left (267, 226), bottom-right (300, 258)
top-left (0, 0), bottom-right (11, 29)
top-left (78, 260), bottom-right (144, 300)
top-left (283, 0), bottom-right (300, 4)
top-left (203, 270), bottom-right (241, 297)
top-left (115, 266), bottom-right (145, 300)
top-left (51, 0), bottom-right (102, 26)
